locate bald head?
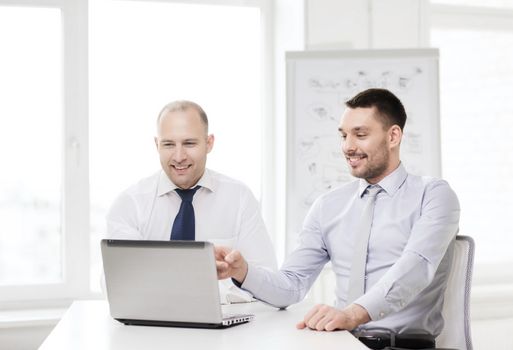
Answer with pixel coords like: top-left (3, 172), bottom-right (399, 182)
top-left (157, 100), bottom-right (209, 133)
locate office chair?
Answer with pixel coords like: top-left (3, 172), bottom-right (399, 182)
top-left (437, 235), bottom-right (475, 350)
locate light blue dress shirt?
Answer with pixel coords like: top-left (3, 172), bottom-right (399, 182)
top-left (241, 163), bottom-right (460, 336)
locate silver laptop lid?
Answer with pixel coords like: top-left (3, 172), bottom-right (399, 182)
top-left (101, 240), bottom-right (223, 324)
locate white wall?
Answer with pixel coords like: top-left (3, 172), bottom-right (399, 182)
top-left (269, 0), bottom-right (305, 264)
top-left (0, 324), bottom-right (55, 350)
top-left (305, 0), bottom-right (428, 49)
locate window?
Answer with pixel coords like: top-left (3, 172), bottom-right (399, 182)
top-left (0, 0), bottom-right (270, 303)
top-left (0, 0), bottom-right (89, 305)
top-left (89, 0), bottom-right (266, 292)
top-left (0, 6), bottom-right (63, 286)
top-left (430, 1), bottom-right (513, 283)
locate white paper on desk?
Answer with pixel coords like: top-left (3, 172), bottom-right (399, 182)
top-left (219, 279), bottom-right (254, 304)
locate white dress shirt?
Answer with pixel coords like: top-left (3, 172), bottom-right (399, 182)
top-left (106, 168), bottom-right (277, 302)
top-left (241, 164), bottom-right (460, 336)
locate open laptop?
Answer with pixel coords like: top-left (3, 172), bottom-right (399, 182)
top-left (101, 239), bottom-right (254, 328)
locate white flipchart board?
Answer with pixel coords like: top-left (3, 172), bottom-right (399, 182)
top-left (286, 49), bottom-right (440, 252)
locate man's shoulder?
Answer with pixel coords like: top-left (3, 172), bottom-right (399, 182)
top-left (206, 169), bottom-right (253, 192)
top-left (403, 173), bottom-right (459, 208)
top-left (406, 173), bottom-right (453, 192)
top-left (120, 171), bottom-right (161, 197)
top-left (317, 180), bottom-right (360, 203)
top-left (107, 171), bottom-right (161, 217)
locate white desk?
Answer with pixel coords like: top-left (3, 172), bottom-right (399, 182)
top-left (39, 300), bottom-right (369, 350)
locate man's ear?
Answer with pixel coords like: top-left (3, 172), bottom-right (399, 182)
top-left (154, 136), bottom-right (159, 149)
top-left (206, 134), bottom-right (215, 153)
top-left (389, 125), bottom-right (402, 148)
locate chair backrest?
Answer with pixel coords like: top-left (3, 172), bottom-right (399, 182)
top-left (437, 235), bottom-right (475, 350)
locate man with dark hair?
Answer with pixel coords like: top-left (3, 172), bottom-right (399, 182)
top-left (345, 88), bottom-right (407, 130)
top-left (216, 88), bottom-right (460, 349)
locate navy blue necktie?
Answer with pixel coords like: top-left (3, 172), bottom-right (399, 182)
top-left (170, 186), bottom-right (200, 240)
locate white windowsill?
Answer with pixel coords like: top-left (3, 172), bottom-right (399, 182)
top-left (0, 307), bottom-right (66, 329)
top-left (0, 293), bottom-right (104, 329)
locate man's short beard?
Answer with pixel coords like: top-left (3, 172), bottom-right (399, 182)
top-left (351, 141), bottom-right (390, 181)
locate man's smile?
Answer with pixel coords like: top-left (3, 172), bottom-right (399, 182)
top-left (346, 154), bottom-right (367, 167)
top-left (171, 164), bottom-right (192, 173)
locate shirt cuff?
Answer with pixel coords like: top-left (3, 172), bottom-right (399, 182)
top-left (231, 278), bottom-right (242, 288)
top-left (240, 264), bottom-right (264, 296)
top-left (353, 285), bottom-right (393, 321)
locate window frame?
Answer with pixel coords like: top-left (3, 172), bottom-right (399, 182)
top-left (0, 0), bottom-right (274, 306)
top-left (429, 2), bottom-right (513, 290)
top-left (0, 0), bottom-right (89, 306)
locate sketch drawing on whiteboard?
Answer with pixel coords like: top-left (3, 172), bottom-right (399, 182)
top-left (402, 131), bottom-right (422, 155)
top-left (297, 135), bottom-right (341, 161)
top-left (341, 67), bottom-right (424, 94)
top-left (301, 163), bottom-right (351, 207)
top-left (308, 77), bottom-right (341, 91)
top-left (308, 67), bottom-right (425, 97)
top-left (287, 49), bottom-right (440, 252)
top-left (307, 103), bottom-right (338, 122)
top-left (297, 136), bottom-right (322, 158)
top-left (297, 133), bottom-right (350, 207)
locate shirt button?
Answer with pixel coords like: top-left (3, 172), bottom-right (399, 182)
top-left (379, 312), bottom-right (385, 318)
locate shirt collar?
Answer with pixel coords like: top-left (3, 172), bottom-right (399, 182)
top-left (357, 162), bottom-right (408, 198)
top-left (157, 168), bottom-right (216, 197)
